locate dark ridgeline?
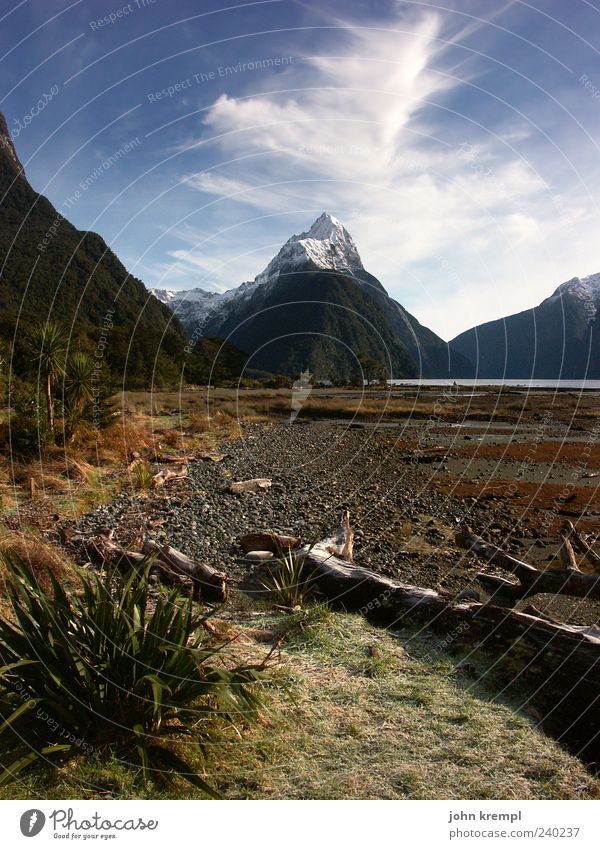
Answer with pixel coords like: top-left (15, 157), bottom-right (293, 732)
top-left (0, 111), bottom-right (186, 387)
top-left (450, 276), bottom-right (600, 379)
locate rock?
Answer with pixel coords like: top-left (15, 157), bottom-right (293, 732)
top-left (229, 478), bottom-right (272, 493)
top-left (244, 550), bottom-right (275, 563)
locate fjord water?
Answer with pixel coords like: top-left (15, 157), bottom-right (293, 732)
top-left (389, 379), bottom-right (600, 389)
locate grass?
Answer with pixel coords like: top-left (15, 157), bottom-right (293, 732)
top-left (208, 609), bottom-right (597, 800)
top-left (130, 459), bottom-right (153, 492)
top-left (1, 387), bottom-right (599, 799)
top-left (2, 383), bottom-right (596, 520)
top-left (2, 604), bottom-right (595, 800)
top-left (117, 387), bottom-right (600, 428)
top-left (0, 529), bottom-right (83, 621)
top-left (259, 548), bottom-right (321, 608)
top-left (0, 557), bottom-right (265, 797)
top-left (0, 401), bottom-right (240, 520)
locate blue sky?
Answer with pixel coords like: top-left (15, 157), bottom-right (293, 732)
top-left (2, 0), bottom-right (600, 339)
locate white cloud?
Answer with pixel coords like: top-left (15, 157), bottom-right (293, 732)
top-left (168, 9), bottom-right (600, 339)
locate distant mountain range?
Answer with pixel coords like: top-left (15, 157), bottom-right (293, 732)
top-left (152, 213), bottom-right (472, 380)
top-left (155, 214), bottom-right (600, 381)
top-left (449, 275), bottom-right (600, 379)
top-left (2, 105), bottom-right (597, 384)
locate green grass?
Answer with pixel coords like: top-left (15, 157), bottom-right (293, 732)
top-left (0, 557), bottom-right (264, 797)
top-left (0, 603), bottom-right (596, 800)
top-left (207, 609), bottom-right (597, 799)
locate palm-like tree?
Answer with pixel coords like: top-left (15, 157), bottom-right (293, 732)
top-left (26, 322), bottom-right (68, 436)
top-left (65, 352), bottom-right (95, 413)
top-left (63, 352), bottom-right (95, 441)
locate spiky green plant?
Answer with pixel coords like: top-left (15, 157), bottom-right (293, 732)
top-left (65, 352), bottom-right (95, 411)
top-left (26, 322), bottom-right (68, 436)
top-left (131, 459), bottom-right (153, 492)
top-left (0, 555), bottom-right (264, 795)
top-left (260, 547), bottom-right (320, 608)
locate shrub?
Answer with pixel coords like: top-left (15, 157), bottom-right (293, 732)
top-left (0, 556), bottom-right (264, 795)
top-left (260, 547), bottom-right (320, 608)
top-left (131, 459), bottom-right (153, 492)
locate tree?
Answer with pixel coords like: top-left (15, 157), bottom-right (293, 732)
top-left (63, 351), bottom-right (96, 441)
top-left (65, 352), bottom-right (94, 413)
top-left (26, 322), bottom-right (67, 437)
top-left (357, 353), bottom-right (387, 387)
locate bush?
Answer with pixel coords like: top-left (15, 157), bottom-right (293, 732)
top-left (0, 556), bottom-right (264, 795)
top-left (3, 411), bottom-right (53, 460)
top-left (260, 548), bottom-right (320, 608)
top-left (131, 459), bottom-right (153, 491)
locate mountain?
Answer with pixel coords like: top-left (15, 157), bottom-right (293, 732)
top-left (154, 213), bottom-right (472, 380)
top-left (449, 274), bottom-right (600, 379)
top-left (0, 112), bottom-right (186, 387)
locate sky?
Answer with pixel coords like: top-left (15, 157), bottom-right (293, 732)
top-left (2, 0), bottom-right (600, 340)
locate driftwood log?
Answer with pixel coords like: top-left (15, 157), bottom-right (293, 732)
top-left (88, 536), bottom-right (194, 593)
top-left (152, 464), bottom-right (188, 489)
top-left (564, 520), bottom-right (600, 572)
top-left (142, 538), bottom-right (228, 602)
top-left (255, 512), bottom-right (600, 764)
top-left (230, 478), bottom-right (271, 494)
top-left (240, 531), bottom-right (300, 554)
top-left (86, 535), bottom-right (227, 602)
top-left (456, 527), bottom-right (600, 604)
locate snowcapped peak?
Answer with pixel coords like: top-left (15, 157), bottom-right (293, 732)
top-left (152, 214), bottom-right (368, 334)
top-left (150, 288), bottom-right (176, 303)
top-left (549, 272), bottom-right (600, 322)
top-left (306, 212), bottom-right (347, 239)
top-left (254, 212), bottom-right (364, 285)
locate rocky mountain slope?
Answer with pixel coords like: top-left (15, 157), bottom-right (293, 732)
top-left (154, 213), bottom-right (472, 380)
top-left (0, 112), bottom-right (185, 386)
top-left (450, 274), bottom-right (600, 379)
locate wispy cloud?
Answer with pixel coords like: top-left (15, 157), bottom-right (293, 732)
top-left (160, 6), bottom-right (600, 338)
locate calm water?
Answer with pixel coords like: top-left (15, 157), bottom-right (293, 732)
top-left (389, 379), bottom-right (600, 390)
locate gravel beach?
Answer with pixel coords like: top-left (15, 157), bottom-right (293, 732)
top-left (67, 419), bottom-right (600, 623)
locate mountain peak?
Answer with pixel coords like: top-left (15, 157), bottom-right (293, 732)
top-left (551, 273), bottom-right (600, 298)
top-left (306, 211), bottom-right (347, 238)
top-left (0, 111), bottom-right (24, 176)
top-left (549, 272), bottom-right (600, 322)
top-left (254, 212), bottom-right (364, 286)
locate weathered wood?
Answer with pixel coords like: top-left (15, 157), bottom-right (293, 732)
top-left (229, 478), bottom-right (271, 493)
top-left (142, 538), bottom-right (228, 602)
top-left (559, 527), bottom-right (581, 572)
top-left (89, 536), bottom-right (147, 571)
top-left (317, 508), bottom-right (355, 561)
top-left (456, 528), bottom-right (600, 601)
top-left (88, 536), bottom-right (193, 592)
top-left (155, 454), bottom-right (196, 464)
top-left (199, 451), bottom-right (227, 463)
top-left (240, 531), bottom-right (300, 554)
top-left (152, 464), bottom-right (188, 489)
top-left (564, 520), bottom-right (600, 571)
top-left (293, 513), bottom-right (600, 765)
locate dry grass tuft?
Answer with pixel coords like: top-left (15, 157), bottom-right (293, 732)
top-left (0, 530), bottom-right (82, 617)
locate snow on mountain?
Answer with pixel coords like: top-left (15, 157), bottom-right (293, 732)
top-left (150, 288), bottom-right (176, 303)
top-left (548, 273), bottom-right (600, 322)
top-left (254, 212), bottom-right (364, 286)
top-left (152, 213), bottom-right (366, 333)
